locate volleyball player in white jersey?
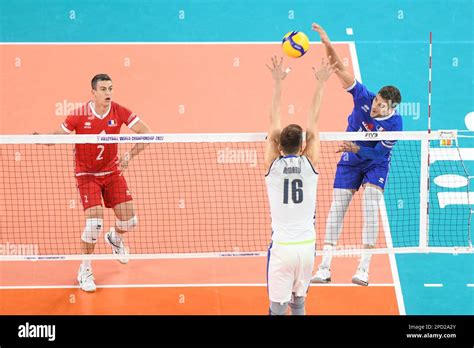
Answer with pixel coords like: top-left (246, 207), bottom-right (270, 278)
top-left (265, 56), bottom-right (335, 315)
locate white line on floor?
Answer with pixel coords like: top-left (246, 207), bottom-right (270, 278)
top-left (0, 283), bottom-right (395, 290)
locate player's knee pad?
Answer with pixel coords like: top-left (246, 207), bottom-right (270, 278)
top-left (116, 215), bottom-right (138, 232)
top-left (81, 218), bottom-right (103, 244)
top-left (269, 301), bottom-right (289, 315)
top-left (289, 295), bottom-right (305, 315)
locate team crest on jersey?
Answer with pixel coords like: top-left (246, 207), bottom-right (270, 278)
top-left (83, 121), bottom-right (92, 129)
top-left (108, 119), bottom-right (117, 127)
top-left (362, 121), bottom-right (374, 131)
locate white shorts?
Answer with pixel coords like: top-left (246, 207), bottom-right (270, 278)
top-left (267, 241), bottom-right (315, 303)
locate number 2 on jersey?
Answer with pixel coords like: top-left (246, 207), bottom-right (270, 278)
top-left (96, 145), bottom-right (105, 160)
top-left (283, 179), bottom-right (303, 204)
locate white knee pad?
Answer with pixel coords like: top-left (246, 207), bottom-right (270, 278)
top-left (81, 218), bottom-right (103, 244)
top-left (116, 215), bottom-right (138, 232)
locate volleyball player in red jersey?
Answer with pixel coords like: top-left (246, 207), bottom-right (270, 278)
top-left (35, 74), bottom-right (153, 292)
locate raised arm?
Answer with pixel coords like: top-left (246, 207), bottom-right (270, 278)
top-left (303, 58), bottom-right (336, 168)
top-left (264, 56), bottom-right (290, 171)
top-left (312, 23), bottom-right (354, 89)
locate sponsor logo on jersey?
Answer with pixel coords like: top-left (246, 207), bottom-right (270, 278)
top-left (361, 105), bottom-right (370, 112)
top-left (378, 177), bottom-right (385, 184)
top-left (376, 125), bottom-right (385, 131)
top-left (108, 119), bottom-right (117, 127)
top-left (84, 122), bottom-right (92, 129)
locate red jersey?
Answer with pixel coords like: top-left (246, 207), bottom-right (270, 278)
top-left (61, 101), bottom-right (139, 176)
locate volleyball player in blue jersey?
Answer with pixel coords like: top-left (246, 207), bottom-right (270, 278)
top-left (310, 23), bottom-right (402, 286)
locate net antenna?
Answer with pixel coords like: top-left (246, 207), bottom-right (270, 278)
top-left (420, 32), bottom-right (434, 249)
top-left (427, 32), bottom-right (472, 252)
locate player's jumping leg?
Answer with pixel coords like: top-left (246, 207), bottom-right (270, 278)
top-left (105, 201), bottom-right (136, 264)
top-left (352, 184), bottom-right (382, 286)
top-left (78, 205), bottom-right (104, 292)
top-left (312, 188), bottom-right (354, 283)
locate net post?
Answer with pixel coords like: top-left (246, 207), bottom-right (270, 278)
top-left (419, 136), bottom-right (430, 249)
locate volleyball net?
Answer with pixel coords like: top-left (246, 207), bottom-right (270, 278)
top-left (0, 131), bottom-right (471, 261)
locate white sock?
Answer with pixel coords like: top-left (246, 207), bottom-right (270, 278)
top-left (358, 252), bottom-right (372, 272)
top-left (320, 244), bottom-right (334, 269)
top-left (82, 259), bottom-right (91, 269)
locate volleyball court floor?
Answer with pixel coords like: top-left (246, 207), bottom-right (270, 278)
top-left (0, 42), bottom-right (402, 315)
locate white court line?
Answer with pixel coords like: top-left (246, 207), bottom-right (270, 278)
top-left (467, 284), bottom-right (474, 287)
top-left (424, 284), bottom-right (444, 287)
top-left (380, 198), bottom-right (407, 315)
top-left (0, 283), bottom-right (395, 290)
top-left (0, 41), bottom-right (355, 45)
top-left (349, 42), bottom-right (406, 315)
top-left (348, 41), bottom-right (361, 82)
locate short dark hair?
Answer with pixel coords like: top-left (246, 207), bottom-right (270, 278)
top-left (91, 74), bottom-right (112, 90)
top-left (280, 124), bottom-right (303, 155)
top-left (378, 85), bottom-right (402, 108)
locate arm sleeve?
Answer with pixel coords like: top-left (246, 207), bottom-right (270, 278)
top-left (357, 141), bottom-right (392, 159)
top-left (119, 105), bottom-right (140, 129)
top-left (61, 115), bottom-right (77, 133)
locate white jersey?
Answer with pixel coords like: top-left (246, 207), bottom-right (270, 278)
top-left (265, 155), bottom-right (318, 244)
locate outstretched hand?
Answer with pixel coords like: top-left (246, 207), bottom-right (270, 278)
top-left (312, 23), bottom-right (331, 45)
top-left (313, 57), bottom-right (338, 82)
top-left (266, 56), bottom-right (291, 82)
top-left (336, 141), bottom-right (360, 154)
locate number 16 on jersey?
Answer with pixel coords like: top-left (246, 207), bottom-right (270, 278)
top-left (283, 179), bottom-right (303, 204)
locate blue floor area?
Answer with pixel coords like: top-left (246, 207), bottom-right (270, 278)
top-left (397, 254), bottom-right (474, 314)
top-left (1, 0), bottom-right (473, 314)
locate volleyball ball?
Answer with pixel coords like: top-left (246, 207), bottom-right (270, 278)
top-left (282, 31), bottom-right (310, 58)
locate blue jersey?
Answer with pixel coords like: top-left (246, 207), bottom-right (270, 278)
top-left (341, 80), bottom-right (403, 166)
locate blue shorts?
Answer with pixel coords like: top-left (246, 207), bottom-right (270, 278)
top-left (333, 162), bottom-right (390, 190)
